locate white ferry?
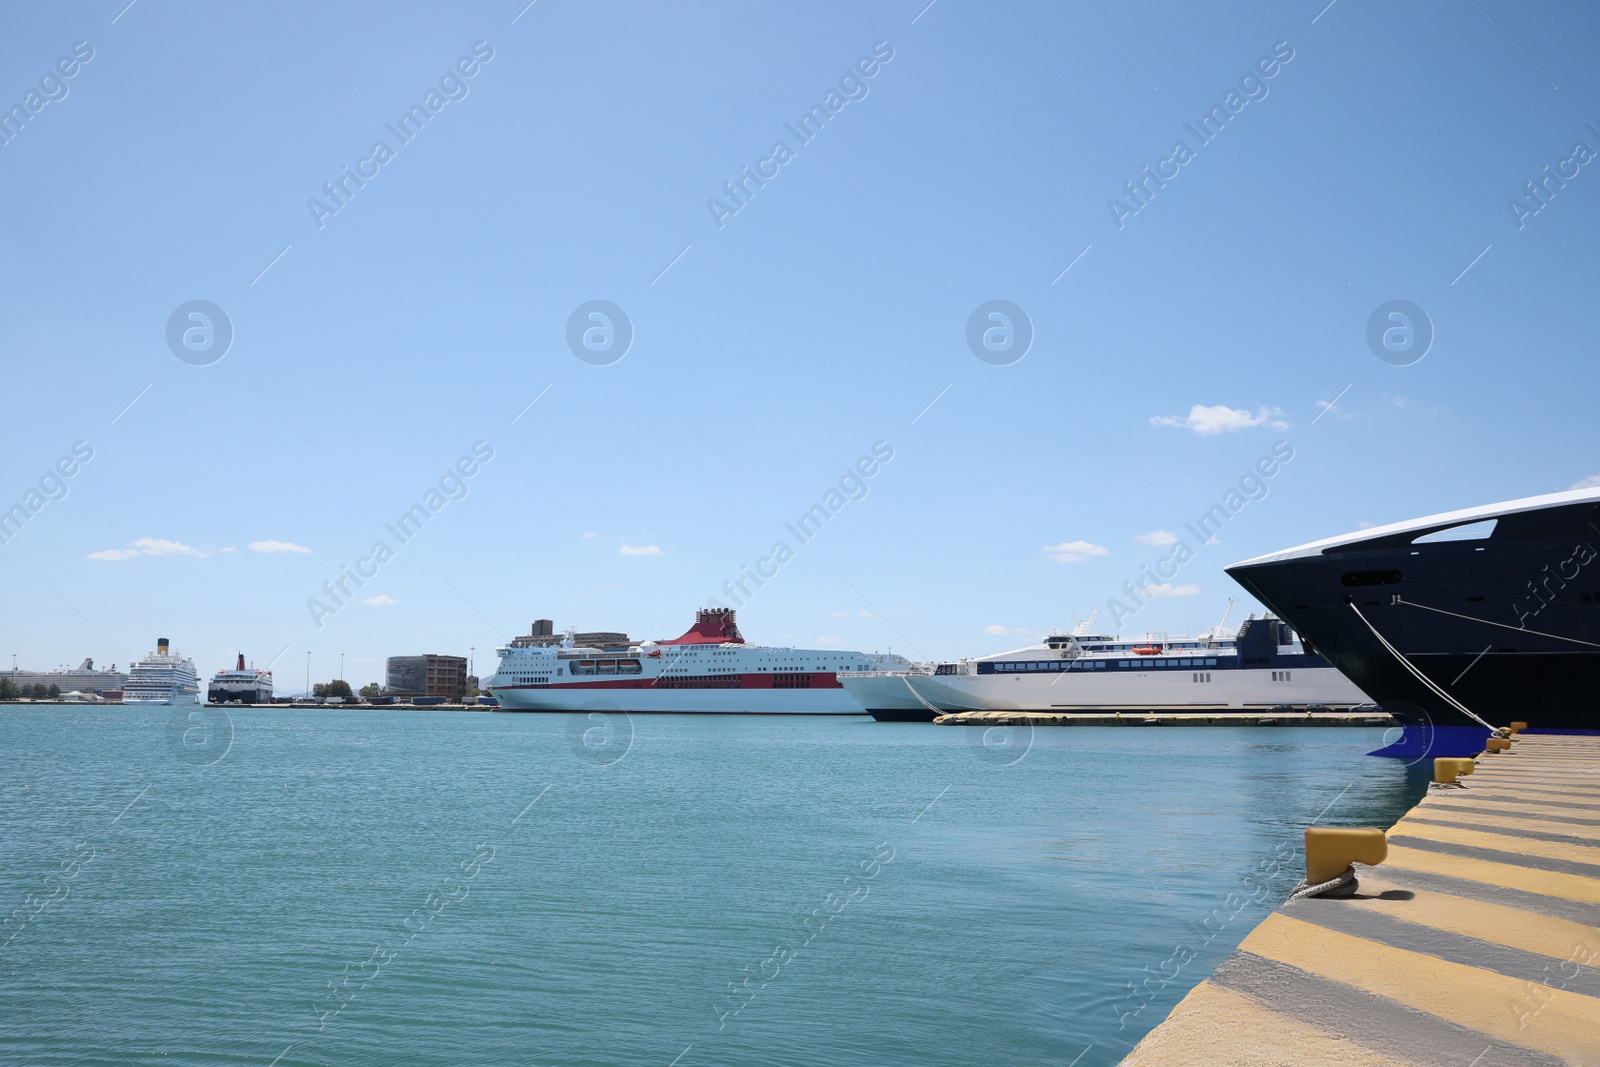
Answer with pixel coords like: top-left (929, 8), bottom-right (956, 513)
top-left (122, 638), bottom-right (201, 706)
top-left (207, 653), bottom-right (273, 704)
top-left (841, 615), bottom-right (1370, 720)
top-left (488, 609), bottom-right (912, 714)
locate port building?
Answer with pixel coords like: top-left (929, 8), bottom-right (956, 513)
top-left (385, 654), bottom-right (468, 702)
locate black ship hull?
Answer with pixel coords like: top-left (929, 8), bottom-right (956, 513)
top-left (208, 688), bottom-right (269, 704)
top-left (1227, 490), bottom-right (1600, 759)
top-left (866, 707), bottom-right (940, 723)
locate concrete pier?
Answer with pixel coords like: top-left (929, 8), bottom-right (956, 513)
top-left (1121, 735), bottom-right (1600, 1066)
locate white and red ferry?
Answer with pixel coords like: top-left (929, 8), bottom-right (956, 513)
top-left (486, 609), bottom-right (912, 714)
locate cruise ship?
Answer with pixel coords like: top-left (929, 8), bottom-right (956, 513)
top-left (488, 609), bottom-right (913, 714)
top-left (122, 638), bottom-right (201, 706)
top-left (1227, 487), bottom-right (1600, 759)
top-left (207, 653), bottom-right (273, 704)
top-left (840, 615), bottom-right (1370, 720)
top-left (0, 658), bottom-right (125, 699)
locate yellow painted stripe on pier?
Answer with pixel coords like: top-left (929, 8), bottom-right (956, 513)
top-left (1117, 980), bottom-right (1418, 1067)
top-left (1390, 816), bottom-right (1600, 865)
top-left (1383, 843), bottom-right (1600, 904)
top-left (1347, 873), bottom-right (1599, 962)
top-left (1239, 912), bottom-right (1600, 1061)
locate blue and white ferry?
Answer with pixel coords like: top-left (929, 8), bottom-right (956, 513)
top-left (839, 615), bottom-right (1370, 721)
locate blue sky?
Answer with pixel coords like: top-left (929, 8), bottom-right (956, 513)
top-left (2, 0), bottom-right (1596, 690)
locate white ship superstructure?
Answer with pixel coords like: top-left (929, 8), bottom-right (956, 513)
top-left (122, 638), bottom-right (201, 706)
top-left (488, 609), bottom-right (912, 714)
top-left (207, 653), bottom-right (273, 704)
top-left (842, 616), bottom-right (1370, 720)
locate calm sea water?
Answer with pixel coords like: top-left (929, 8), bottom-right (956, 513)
top-left (0, 706), bottom-right (1425, 1066)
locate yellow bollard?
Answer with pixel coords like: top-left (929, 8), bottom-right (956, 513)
top-left (1305, 827), bottom-right (1387, 885)
top-left (1434, 758), bottom-right (1475, 785)
top-left (1509, 721), bottom-right (1528, 734)
top-left (1485, 737), bottom-right (1512, 753)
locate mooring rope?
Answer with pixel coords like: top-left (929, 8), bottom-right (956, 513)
top-left (1288, 866), bottom-right (1359, 901)
top-left (1392, 595), bottom-right (1600, 649)
top-left (901, 674), bottom-right (948, 718)
top-left (1346, 601), bottom-right (1501, 733)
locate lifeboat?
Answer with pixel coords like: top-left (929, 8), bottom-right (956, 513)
top-left (1131, 644), bottom-right (1163, 656)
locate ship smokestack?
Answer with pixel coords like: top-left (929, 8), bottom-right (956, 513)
top-left (157, 638), bottom-right (169, 656)
top-left (236, 653), bottom-right (245, 670)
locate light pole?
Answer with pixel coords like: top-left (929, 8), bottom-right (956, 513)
top-left (340, 652), bottom-right (345, 683)
top-left (305, 651), bottom-right (311, 700)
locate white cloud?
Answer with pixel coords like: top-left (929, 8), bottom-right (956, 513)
top-left (1135, 530), bottom-right (1178, 546)
top-left (88, 537), bottom-right (208, 561)
top-left (1042, 540), bottom-right (1109, 563)
top-left (582, 532), bottom-right (598, 539)
top-left (248, 540), bottom-right (312, 554)
top-left (983, 624), bottom-right (1034, 636)
top-left (1570, 475), bottom-right (1600, 490)
top-left (1313, 398), bottom-right (1351, 421)
top-left (358, 595), bottom-right (398, 606)
top-left (1139, 582), bottom-right (1201, 598)
top-left (1151, 404), bottom-right (1289, 435)
top-left (619, 544), bottom-right (662, 556)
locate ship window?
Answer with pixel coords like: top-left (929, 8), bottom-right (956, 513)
top-left (1341, 569), bottom-right (1402, 587)
top-left (1412, 519), bottom-right (1497, 544)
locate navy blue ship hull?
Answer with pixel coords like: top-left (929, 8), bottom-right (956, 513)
top-left (1227, 493), bottom-right (1600, 759)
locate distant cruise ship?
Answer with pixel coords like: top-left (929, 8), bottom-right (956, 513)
top-left (488, 609), bottom-right (913, 714)
top-left (841, 616), bottom-right (1370, 720)
top-left (208, 653), bottom-right (272, 704)
top-left (122, 638), bottom-right (201, 706)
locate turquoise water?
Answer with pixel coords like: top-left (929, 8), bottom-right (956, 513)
top-left (0, 706), bottom-right (1425, 1066)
